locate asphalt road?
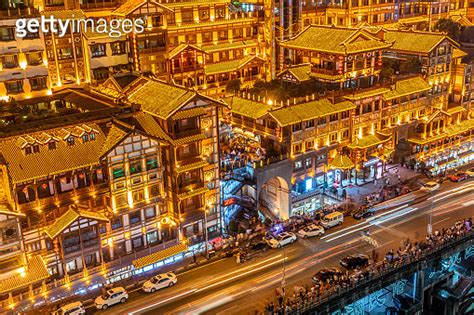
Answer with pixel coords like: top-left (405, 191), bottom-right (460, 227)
top-left (86, 179), bottom-right (474, 315)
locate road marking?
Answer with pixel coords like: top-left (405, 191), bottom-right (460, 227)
top-left (462, 200), bottom-right (474, 207)
top-left (433, 217), bottom-right (451, 226)
top-left (128, 289), bottom-right (198, 314)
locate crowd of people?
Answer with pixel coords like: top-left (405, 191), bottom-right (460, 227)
top-left (263, 218), bottom-right (472, 315)
top-left (220, 128), bottom-right (266, 171)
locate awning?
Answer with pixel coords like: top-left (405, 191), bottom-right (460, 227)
top-left (132, 243), bottom-right (188, 269)
top-left (178, 186), bottom-right (209, 200)
top-left (172, 133), bottom-right (207, 146)
top-left (0, 255), bottom-right (49, 294)
top-left (329, 154), bottom-right (354, 170)
top-left (348, 134), bottom-right (390, 149)
top-left (45, 208), bottom-right (109, 239)
top-left (171, 107), bottom-right (207, 120)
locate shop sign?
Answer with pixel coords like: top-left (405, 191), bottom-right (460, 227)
top-left (363, 157), bottom-right (380, 167)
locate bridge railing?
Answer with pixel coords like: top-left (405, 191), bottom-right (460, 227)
top-left (289, 230), bottom-right (473, 314)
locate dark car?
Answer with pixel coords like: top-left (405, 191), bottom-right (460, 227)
top-left (247, 241), bottom-right (268, 252)
top-left (448, 172), bottom-right (469, 182)
top-left (340, 254), bottom-right (370, 269)
top-left (311, 268), bottom-right (343, 283)
top-left (353, 209), bottom-right (375, 220)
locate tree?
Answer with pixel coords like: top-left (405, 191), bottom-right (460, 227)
top-left (226, 79), bottom-right (241, 94)
top-left (434, 18), bottom-right (463, 41)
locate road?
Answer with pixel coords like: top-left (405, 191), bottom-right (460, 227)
top-left (87, 179), bottom-right (474, 315)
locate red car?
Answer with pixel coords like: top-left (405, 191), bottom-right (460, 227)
top-left (448, 172), bottom-right (469, 182)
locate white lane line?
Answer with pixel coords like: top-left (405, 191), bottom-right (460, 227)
top-left (462, 200), bottom-right (474, 207)
top-left (433, 217), bottom-right (451, 226)
top-left (369, 207), bottom-right (417, 225)
top-left (128, 289), bottom-right (198, 315)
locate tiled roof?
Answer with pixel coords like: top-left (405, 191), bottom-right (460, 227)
top-left (165, 0), bottom-right (229, 7)
top-left (173, 133), bottom-right (207, 146)
top-left (344, 87), bottom-right (390, 101)
top-left (0, 123), bottom-right (128, 184)
top-left (171, 107), bottom-right (207, 120)
top-left (384, 30), bottom-right (457, 54)
top-left (309, 71), bottom-right (345, 81)
top-left (177, 160), bottom-right (209, 173)
top-left (42, 9), bottom-right (85, 20)
top-left (168, 18), bottom-right (255, 31)
top-left (0, 255), bottom-right (49, 295)
top-left (383, 76), bottom-right (431, 100)
top-left (205, 55), bottom-right (264, 75)
top-left (99, 124), bottom-right (130, 158)
top-left (201, 40), bottom-right (258, 53)
top-left (224, 96), bottom-right (274, 119)
top-left (113, 0), bottom-right (172, 15)
top-left (347, 134), bottom-right (390, 149)
top-left (44, 208), bottom-right (108, 239)
top-left (269, 99), bottom-right (355, 126)
top-left (281, 25), bottom-right (393, 54)
top-left (397, 16), bottom-right (428, 24)
top-left (278, 64), bottom-right (312, 82)
top-left (452, 48), bottom-right (468, 59)
top-left (168, 44), bottom-right (207, 59)
top-left (133, 112), bottom-right (173, 143)
top-left (133, 242), bottom-right (188, 269)
top-left (127, 78), bottom-right (196, 119)
top-left (178, 186), bottom-right (209, 200)
top-left (329, 154), bottom-right (354, 170)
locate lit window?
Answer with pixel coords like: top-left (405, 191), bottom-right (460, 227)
top-left (67, 136), bottom-right (75, 146)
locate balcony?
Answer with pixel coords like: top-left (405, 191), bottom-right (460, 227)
top-left (0, 7), bottom-right (39, 18)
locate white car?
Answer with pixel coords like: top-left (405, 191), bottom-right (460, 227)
top-left (466, 168), bottom-right (474, 177)
top-left (52, 301), bottom-right (85, 315)
top-left (142, 272), bottom-right (177, 293)
top-left (265, 232), bottom-right (297, 248)
top-left (420, 181), bottom-right (440, 192)
top-left (94, 287), bottom-right (128, 310)
top-left (297, 224), bottom-right (325, 239)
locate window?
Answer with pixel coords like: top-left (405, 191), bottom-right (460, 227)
top-left (200, 9), bottom-right (210, 20)
top-left (111, 41), bottom-right (126, 55)
top-left (318, 117), bottom-right (326, 125)
top-left (329, 113), bottom-right (338, 122)
top-left (145, 207), bottom-right (155, 219)
top-left (341, 130), bottom-right (349, 140)
top-left (294, 160), bottom-right (303, 170)
top-left (129, 159), bottom-right (142, 174)
top-left (305, 158), bottom-right (312, 168)
top-left (48, 141), bottom-right (56, 150)
top-left (292, 123), bottom-right (302, 132)
top-left (146, 157), bottom-right (158, 170)
top-left (0, 27), bottom-right (15, 41)
top-left (90, 132), bottom-right (96, 140)
top-left (26, 52), bottom-right (43, 66)
top-left (202, 32), bottom-right (213, 43)
top-left (111, 217), bottom-right (122, 230)
top-left (305, 120), bottom-right (314, 128)
top-left (330, 132), bottom-right (337, 142)
top-left (29, 77), bottom-right (47, 91)
top-left (152, 15), bottom-right (163, 27)
top-left (341, 111), bottom-right (349, 119)
top-left (181, 10), bottom-right (193, 22)
top-left (2, 55), bottom-right (18, 69)
top-left (132, 236), bottom-right (143, 249)
top-left (112, 165), bottom-right (125, 179)
top-left (216, 7), bottom-right (225, 19)
top-left (91, 44), bottom-right (106, 57)
top-left (33, 144), bottom-right (40, 153)
top-left (67, 136), bottom-right (75, 146)
top-left (57, 47), bottom-right (73, 59)
top-left (233, 28), bottom-right (243, 38)
top-left (146, 231), bottom-right (158, 245)
top-left (218, 30), bottom-right (228, 40)
top-left (82, 134), bottom-right (89, 142)
top-left (5, 80), bottom-right (23, 94)
top-left (129, 210), bottom-right (141, 225)
top-left (293, 143), bottom-right (302, 154)
top-left (25, 146), bottom-right (32, 155)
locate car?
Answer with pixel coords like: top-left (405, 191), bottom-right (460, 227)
top-left (339, 254), bottom-right (370, 269)
top-left (297, 224), bottom-right (324, 238)
top-left (448, 172), bottom-right (469, 182)
top-left (142, 272), bottom-right (177, 293)
top-left (420, 181), bottom-right (440, 192)
top-left (94, 287), bottom-right (128, 310)
top-left (320, 211), bottom-right (344, 229)
top-left (265, 232), bottom-right (297, 248)
top-left (312, 268), bottom-right (343, 283)
top-left (52, 301), bottom-right (85, 315)
top-left (465, 168), bottom-right (474, 178)
top-left (247, 240), bottom-right (269, 252)
top-left (352, 209), bottom-right (375, 220)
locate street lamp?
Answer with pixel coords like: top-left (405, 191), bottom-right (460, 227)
top-left (204, 208), bottom-right (209, 260)
top-left (427, 190), bottom-right (433, 234)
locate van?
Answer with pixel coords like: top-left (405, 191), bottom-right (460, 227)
top-left (52, 301), bottom-right (85, 315)
top-left (320, 211), bottom-right (344, 229)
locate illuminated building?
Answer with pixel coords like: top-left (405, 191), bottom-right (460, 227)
top-left (0, 75), bottom-right (223, 305)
